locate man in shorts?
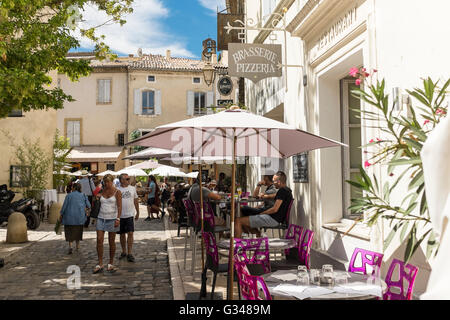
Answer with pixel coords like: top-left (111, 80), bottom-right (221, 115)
top-left (234, 171), bottom-right (293, 238)
top-left (117, 173), bottom-right (140, 262)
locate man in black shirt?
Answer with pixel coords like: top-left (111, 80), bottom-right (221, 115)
top-left (234, 171), bottom-right (293, 238)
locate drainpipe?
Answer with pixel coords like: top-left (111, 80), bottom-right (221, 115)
top-left (125, 66), bottom-right (130, 166)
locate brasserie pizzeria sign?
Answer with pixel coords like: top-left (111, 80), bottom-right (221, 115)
top-left (228, 43), bottom-right (282, 83)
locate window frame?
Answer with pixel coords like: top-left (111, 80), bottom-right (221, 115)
top-left (96, 78), bottom-right (112, 105)
top-left (192, 77), bottom-right (201, 84)
top-left (341, 78), bottom-right (364, 219)
top-left (147, 75), bottom-right (156, 83)
top-left (193, 91), bottom-right (207, 115)
top-left (10, 165), bottom-right (31, 188)
top-left (65, 118), bottom-right (82, 147)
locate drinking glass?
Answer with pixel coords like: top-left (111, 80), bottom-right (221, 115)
top-left (334, 274), bottom-right (348, 285)
top-left (321, 264), bottom-right (334, 285)
top-left (309, 269), bottom-right (321, 285)
top-left (322, 264), bottom-right (334, 274)
top-left (297, 265), bottom-right (309, 285)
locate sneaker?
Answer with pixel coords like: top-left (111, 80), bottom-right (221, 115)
top-left (119, 253), bottom-right (127, 260)
top-left (144, 217), bottom-right (151, 221)
top-left (127, 254), bottom-right (135, 262)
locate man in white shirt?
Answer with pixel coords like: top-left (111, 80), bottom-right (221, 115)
top-left (117, 173), bottom-right (140, 262)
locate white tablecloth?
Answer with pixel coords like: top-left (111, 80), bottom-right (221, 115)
top-left (41, 189), bottom-right (57, 207)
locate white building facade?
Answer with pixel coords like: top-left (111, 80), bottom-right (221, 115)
top-left (238, 0), bottom-right (450, 297)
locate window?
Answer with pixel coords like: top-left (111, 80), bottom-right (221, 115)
top-left (341, 79), bottom-right (363, 217)
top-left (142, 90), bottom-right (155, 115)
top-left (193, 77), bottom-right (201, 84)
top-left (97, 79), bottom-right (112, 104)
top-left (194, 92), bottom-right (206, 115)
top-left (118, 133), bottom-right (125, 146)
top-left (147, 75), bottom-right (155, 82)
top-left (106, 164), bottom-right (115, 171)
top-left (66, 120), bottom-right (81, 147)
top-left (293, 152), bottom-right (308, 183)
top-left (10, 165), bottom-right (31, 188)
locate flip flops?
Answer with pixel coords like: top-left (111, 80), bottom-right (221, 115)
top-left (106, 264), bottom-right (116, 273)
top-left (93, 265), bottom-right (103, 274)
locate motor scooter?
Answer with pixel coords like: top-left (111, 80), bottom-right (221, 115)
top-left (0, 184), bottom-right (41, 230)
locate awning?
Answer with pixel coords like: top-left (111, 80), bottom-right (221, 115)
top-left (67, 146), bottom-right (124, 162)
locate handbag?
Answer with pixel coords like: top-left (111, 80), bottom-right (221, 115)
top-left (54, 219), bottom-right (62, 235)
top-left (90, 197), bottom-right (101, 218)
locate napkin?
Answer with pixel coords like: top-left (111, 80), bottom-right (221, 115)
top-left (273, 284), bottom-right (334, 300)
top-left (265, 270), bottom-right (298, 282)
top-left (333, 281), bottom-right (382, 297)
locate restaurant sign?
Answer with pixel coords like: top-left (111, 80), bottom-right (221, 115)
top-left (228, 43), bottom-right (282, 83)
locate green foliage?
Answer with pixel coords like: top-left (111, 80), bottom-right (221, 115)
top-left (0, 0), bottom-right (134, 118)
top-left (129, 129), bottom-right (145, 153)
top-left (53, 129), bottom-right (72, 190)
top-left (347, 75), bottom-right (449, 262)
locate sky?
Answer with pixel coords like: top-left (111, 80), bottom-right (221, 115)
top-left (72, 0), bottom-right (227, 59)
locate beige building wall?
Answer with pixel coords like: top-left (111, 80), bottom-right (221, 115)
top-left (57, 70), bottom-right (127, 146)
top-left (0, 71), bottom-right (58, 195)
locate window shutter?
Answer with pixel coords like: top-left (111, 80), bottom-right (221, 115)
top-left (206, 91), bottom-right (214, 114)
top-left (98, 80), bottom-right (104, 103)
top-left (235, 87), bottom-right (239, 105)
top-left (187, 91), bottom-right (194, 116)
top-left (155, 90), bottom-right (162, 115)
top-left (134, 89), bottom-right (142, 115)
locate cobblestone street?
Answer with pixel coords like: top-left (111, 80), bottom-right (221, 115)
top-left (0, 208), bottom-right (173, 300)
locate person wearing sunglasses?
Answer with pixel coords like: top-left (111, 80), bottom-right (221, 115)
top-left (117, 173), bottom-right (140, 262)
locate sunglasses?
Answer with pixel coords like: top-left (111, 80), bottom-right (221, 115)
top-left (125, 178), bottom-right (130, 181)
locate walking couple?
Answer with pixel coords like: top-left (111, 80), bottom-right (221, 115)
top-left (60, 173), bottom-right (140, 273)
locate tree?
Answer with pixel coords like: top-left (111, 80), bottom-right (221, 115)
top-left (0, 0), bottom-right (134, 118)
top-left (53, 129), bottom-right (72, 191)
top-left (346, 67), bottom-right (449, 262)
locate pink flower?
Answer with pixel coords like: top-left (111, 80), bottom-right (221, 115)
top-left (423, 120), bottom-right (430, 125)
top-left (364, 72), bottom-right (370, 77)
top-left (364, 161), bottom-right (372, 168)
top-left (369, 139), bottom-right (375, 143)
top-left (361, 68), bottom-right (367, 73)
top-left (349, 68), bottom-right (359, 78)
top-left (355, 79), bottom-right (362, 86)
top-left (389, 173), bottom-right (394, 177)
top-left (373, 69), bottom-right (378, 73)
top-left (376, 138), bottom-right (382, 141)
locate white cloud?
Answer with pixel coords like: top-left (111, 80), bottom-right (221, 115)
top-left (198, 0), bottom-right (227, 14)
top-left (74, 0), bottom-right (195, 58)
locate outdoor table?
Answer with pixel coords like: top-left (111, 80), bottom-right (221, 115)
top-left (217, 237), bottom-right (296, 252)
top-left (262, 269), bottom-right (387, 300)
top-left (211, 197), bottom-right (264, 226)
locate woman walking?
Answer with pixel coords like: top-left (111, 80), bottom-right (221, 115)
top-left (93, 174), bottom-right (122, 274)
top-left (59, 183), bottom-right (90, 254)
top-left (145, 175), bottom-right (161, 220)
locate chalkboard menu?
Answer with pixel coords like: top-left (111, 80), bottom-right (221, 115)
top-left (293, 152), bottom-right (308, 183)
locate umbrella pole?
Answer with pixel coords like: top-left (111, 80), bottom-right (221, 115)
top-left (227, 133), bottom-right (237, 300)
top-left (199, 162), bottom-right (205, 271)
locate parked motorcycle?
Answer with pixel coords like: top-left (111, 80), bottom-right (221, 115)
top-left (0, 184), bottom-right (41, 230)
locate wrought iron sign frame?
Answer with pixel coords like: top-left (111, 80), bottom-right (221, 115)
top-left (223, 6), bottom-right (303, 92)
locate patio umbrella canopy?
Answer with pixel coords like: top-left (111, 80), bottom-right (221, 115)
top-left (115, 168), bottom-right (148, 177)
top-left (122, 147), bottom-right (180, 160)
top-left (150, 165), bottom-right (188, 178)
top-left (96, 170), bottom-right (117, 177)
top-left (126, 160), bottom-right (161, 170)
top-left (127, 107), bottom-right (345, 299)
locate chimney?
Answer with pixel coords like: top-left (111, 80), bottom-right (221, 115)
top-left (128, 54), bottom-right (134, 57)
top-left (166, 49), bottom-right (171, 59)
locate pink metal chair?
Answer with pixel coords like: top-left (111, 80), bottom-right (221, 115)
top-left (240, 191), bottom-right (251, 206)
top-left (234, 237), bottom-right (271, 275)
top-left (299, 228), bottom-right (314, 269)
top-left (182, 199), bottom-right (199, 272)
top-left (383, 258), bottom-right (418, 300)
top-left (348, 248), bottom-right (384, 276)
top-left (199, 232), bottom-right (229, 299)
top-left (284, 224), bottom-right (303, 257)
top-left (194, 201), bottom-right (229, 234)
top-left (234, 256), bottom-right (272, 300)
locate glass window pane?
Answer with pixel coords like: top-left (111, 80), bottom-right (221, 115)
top-left (142, 91), bottom-right (148, 107)
top-left (200, 93), bottom-right (205, 108)
top-left (349, 127), bottom-right (362, 169)
top-left (149, 91), bottom-right (154, 107)
top-left (350, 172), bottom-right (364, 201)
top-left (348, 83), bottom-right (361, 125)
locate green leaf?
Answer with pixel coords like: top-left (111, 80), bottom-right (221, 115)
top-left (408, 171), bottom-right (424, 191)
top-left (426, 230), bottom-right (438, 259)
top-left (400, 221), bottom-right (410, 243)
top-left (384, 223), bottom-right (402, 251)
top-left (403, 137), bottom-right (423, 152)
top-left (389, 158), bottom-right (422, 166)
top-left (404, 224), bottom-right (417, 263)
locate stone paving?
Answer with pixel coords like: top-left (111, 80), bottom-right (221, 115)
top-left (0, 205), bottom-right (173, 300)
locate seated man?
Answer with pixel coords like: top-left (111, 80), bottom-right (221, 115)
top-left (241, 175), bottom-right (277, 217)
top-left (234, 171), bottom-right (293, 238)
top-left (188, 179), bottom-right (225, 226)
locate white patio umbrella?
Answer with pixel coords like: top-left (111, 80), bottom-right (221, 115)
top-left (96, 170), bottom-right (117, 177)
top-left (126, 160), bottom-right (161, 170)
top-left (127, 107), bottom-right (345, 299)
top-left (115, 168), bottom-right (148, 177)
top-left (150, 165), bottom-right (187, 178)
top-left (122, 147), bottom-right (180, 160)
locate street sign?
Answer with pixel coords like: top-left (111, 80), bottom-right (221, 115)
top-left (228, 43), bottom-right (282, 83)
top-left (217, 99), bottom-right (234, 106)
top-left (218, 76), bottom-right (233, 96)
